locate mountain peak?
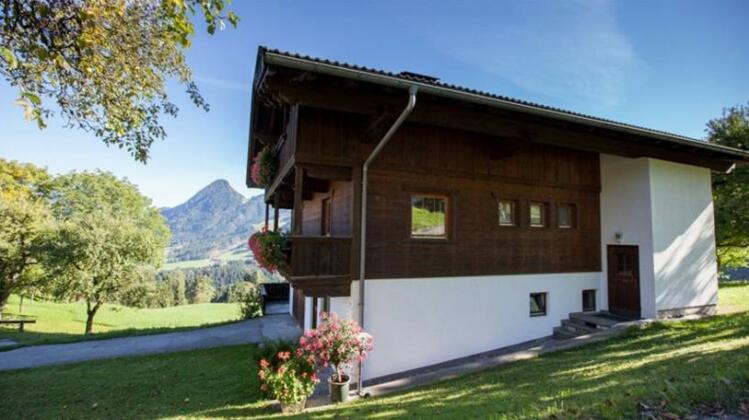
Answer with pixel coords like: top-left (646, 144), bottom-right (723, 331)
top-left (187, 179), bottom-right (243, 203)
top-left (160, 179), bottom-right (288, 261)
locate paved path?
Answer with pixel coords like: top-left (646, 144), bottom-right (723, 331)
top-left (0, 314), bottom-right (300, 372)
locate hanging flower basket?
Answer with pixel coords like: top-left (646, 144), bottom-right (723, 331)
top-left (248, 227), bottom-right (289, 273)
top-left (250, 145), bottom-right (277, 188)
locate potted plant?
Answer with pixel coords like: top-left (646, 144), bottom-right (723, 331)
top-left (250, 145), bottom-right (277, 188)
top-left (248, 227), bottom-right (289, 273)
top-left (299, 312), bottom-right (374, 403)
top-left (257, 347), bottom-right (318, 414)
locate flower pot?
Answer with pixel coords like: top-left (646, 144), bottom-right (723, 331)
top-left (328, 374), bottom-right (351, 403)
top-left (279, 399), bottom-right (306, 414)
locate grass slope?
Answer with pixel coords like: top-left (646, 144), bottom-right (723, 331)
top-left (719, 280), bottom-right (749, 314)
top-left (0, 295), bottom-right (241, 347)
top-left (1, 283), bottom-right (747, 419)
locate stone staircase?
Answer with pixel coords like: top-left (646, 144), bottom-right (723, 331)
top-left (553, 312), bottom-right (628, 339)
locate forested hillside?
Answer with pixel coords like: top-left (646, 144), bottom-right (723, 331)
top-left (160, 180), bottom-right (288, 262)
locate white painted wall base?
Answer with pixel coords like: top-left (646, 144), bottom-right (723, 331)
top-left (347, 273), bottom-right (599, 380)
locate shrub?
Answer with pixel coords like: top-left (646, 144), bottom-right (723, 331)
top-left (238, 286), bottom-right (263, 319)
top-left (298, 312), bottom-right (374, 383)
top-left (257, 343), bottom-right (318, 404)
top-left (248, 227), bottom-right (289, 273)
top-left (250, 145), bottom-right (276, 188)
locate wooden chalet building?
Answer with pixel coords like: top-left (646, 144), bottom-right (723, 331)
top-left (245, 47), bottom-right (749, 383)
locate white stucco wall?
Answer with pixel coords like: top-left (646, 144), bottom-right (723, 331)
top-left (649, 159), bottom-right (718, 312)
top-left (349, 273), bottom-right (599, 380)
top-left (599, 154), bottom-right (658, 318)
top-left (599, 154), bottom-right (719, 318)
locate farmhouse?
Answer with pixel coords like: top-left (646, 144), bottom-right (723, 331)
top-left (245, 47), bottom-right (749, 383)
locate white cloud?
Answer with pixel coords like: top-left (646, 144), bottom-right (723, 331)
top-left (419, 0), bottom-right (646, 107)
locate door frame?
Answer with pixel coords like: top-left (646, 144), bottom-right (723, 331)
top-left (606, 244), bottom-right (641, 319)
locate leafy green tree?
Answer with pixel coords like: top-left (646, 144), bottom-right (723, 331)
top-left (154, 279), bottom-right (175, 308)
top-left (166, 270), bottom-right (188, 306)
top-left (46, 171), bottom-right (170, 333)
top-left (0, 0), bottom-right (238, 162)
top-left (118, 266), bottom-right (158, 308)
top-left (189, 275), bottom-right (215, 304)
top-left (227, 280), bottom-right (257, 303)
top-left (707, 103), bottom-right (749, 269)
top-left (0, 159), bottom-right (54, 316)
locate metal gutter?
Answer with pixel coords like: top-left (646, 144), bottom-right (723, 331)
top-left (357, 85), bottom-right (418, 395)
top-left (263, 51), bottom-right (749, 160)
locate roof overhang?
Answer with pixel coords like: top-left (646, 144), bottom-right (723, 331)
top-left (247, 47), bottom-right (749, 186)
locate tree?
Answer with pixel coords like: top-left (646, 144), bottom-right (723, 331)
top-left (46, 171), bottom-right (169, 333)
top-left (0, 159), bottom-right (54, 316)
top-left (227, 281), bottom-right (252, 303)
top-left (707, 103), bottom-right (749, 269)
top-left (165, 270), bottom-right (188, 306)
top-left (118, 266), bottom-right (158, 308)
top-left (0, 0), bottom-right (238, 162)
top-left (189, 275), bottom-right (215, 304)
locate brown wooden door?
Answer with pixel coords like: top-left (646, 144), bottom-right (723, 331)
top-left (607, 245), bottom-right (641, 318)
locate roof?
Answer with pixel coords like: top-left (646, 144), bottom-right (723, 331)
top-left (257, 46), bottom-right (749, 161)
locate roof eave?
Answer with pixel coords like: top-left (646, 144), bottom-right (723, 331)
top-left (263, 50), bottom-right (749, 163)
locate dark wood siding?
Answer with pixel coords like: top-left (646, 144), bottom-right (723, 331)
top-left (302, 181), bottom-right (353, 237)
top-left (295, 109), bottom-right (601, 281)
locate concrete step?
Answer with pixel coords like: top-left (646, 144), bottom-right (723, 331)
top-left (553, 326), bottom-right (580, 340)
top-left (561, 319), bottom-right (600, 334)
top-left (569, 312), bottom-right (620, 329)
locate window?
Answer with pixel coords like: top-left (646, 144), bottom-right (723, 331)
top-left (530, 292), bottom-right (547, 317)
top-left (558, 204), bottom-right (575, 229)
top-left (582, 289), bottom-right (596, 312)
top-left (498, 200), bottom-right (516, 226)
top-left (411, 195), bottom-right (448, 238)
top-left (529, 202), bottom-right (546, 228)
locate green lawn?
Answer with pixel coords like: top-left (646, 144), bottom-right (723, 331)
top-left (1, 282), bottom-right (748, 419)
top-left (719, 280), bottom-right (749, 314)
top-left (0, 294), bottom-right (241, 347)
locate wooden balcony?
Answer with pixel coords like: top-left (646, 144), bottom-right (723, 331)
top-left (285, 236), bottom-right (352, 297)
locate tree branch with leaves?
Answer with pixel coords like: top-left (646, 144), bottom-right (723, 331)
top-left (0, 0), bottom-right (238, 163)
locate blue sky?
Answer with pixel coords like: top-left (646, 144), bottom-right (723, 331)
top-left (1, 0), bottom-right (747, 207)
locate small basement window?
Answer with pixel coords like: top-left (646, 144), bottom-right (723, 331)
top-left (530, 292), bottom-right (547, 317)
top-left (558, 204), bottom-right (576, 229)
top-left (498, 200), bottom-right (516, 226)
top-left (411, 195), bottom-right (448, 239)
top-left (582, 289), bottom-right (596, 312)
top-left (529, 202), bottom-right (546, 228)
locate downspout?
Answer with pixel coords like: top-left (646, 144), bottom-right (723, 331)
top-left (357, 85), bottom-right (418, 395)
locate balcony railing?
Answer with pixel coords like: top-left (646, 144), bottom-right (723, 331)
top-left (285, 236), bottom-right (352, 296)
top-left (265, 108), bottom-right (298, 201)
